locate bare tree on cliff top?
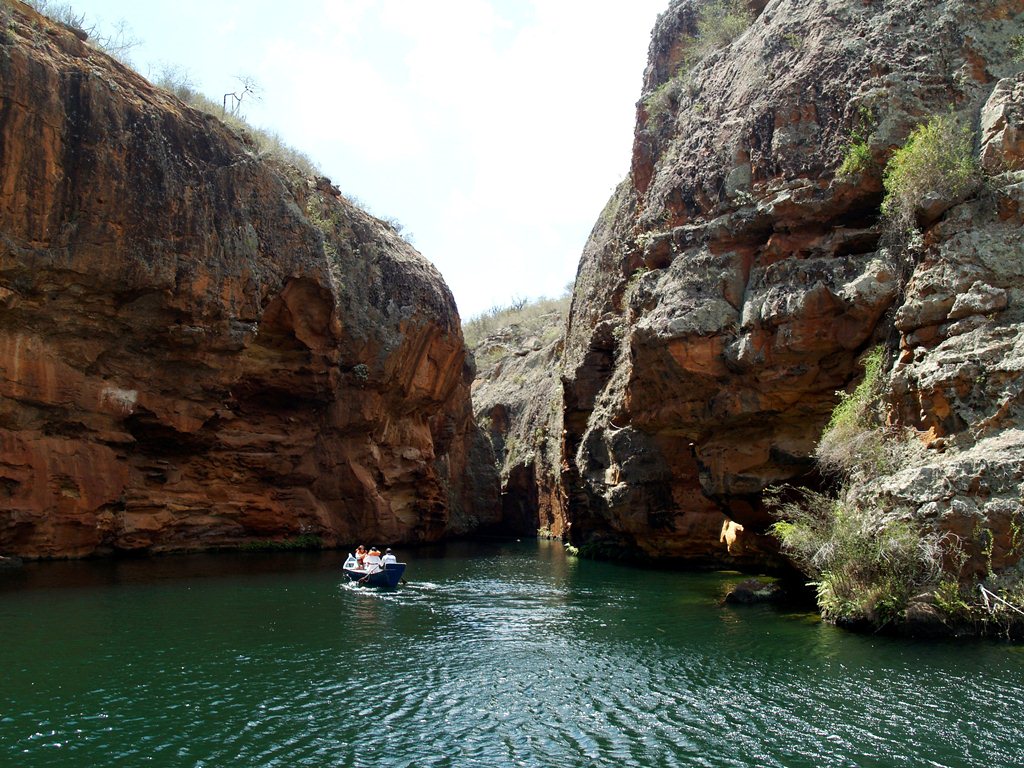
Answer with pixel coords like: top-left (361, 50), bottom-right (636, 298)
top-left (223, 75), bottom-right (261, 118)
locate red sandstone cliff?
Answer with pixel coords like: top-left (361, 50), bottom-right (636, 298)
top-left (0, 3), bottom-right (498, 558)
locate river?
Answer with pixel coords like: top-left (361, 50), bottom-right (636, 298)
top-left (1, 539), bottom-right (1021, 767)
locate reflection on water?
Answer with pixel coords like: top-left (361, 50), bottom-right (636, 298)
top-left (1, 539), bottom-right (1022, 767)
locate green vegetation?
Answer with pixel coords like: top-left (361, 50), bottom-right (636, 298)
top-left (814, 346), bottom-right (911, 481)
top-left (694, 0), bottom-right (754, 55)
top-left (826, 346), bottom-right (883, 432)
top-left (474, 345), bottom-right (508, 370)
top-left (239, 534), bottom-right (323, 552)
top-left (836, 106), bottom-right (876, 179)
top-left (597, 179), bottom-right (628, 226)
top-left (774, 341), bottom-right (1024, 636)
top-left (933, 577), bottom-right (972, 617)
top-left (643, 76), bottom-right (686, 123)
top-left (771, 490), bottom-right (943, 626)
top-left (642, 0), bottom-right (753, 126)
top-left (626, 264), bottom-right (650, 291)
top-left (781, 32), bottom-right (803, 51)
top-left (463, 292), bottom-right (571, 349)
top-left (838, 141), bottom-right (872, 179)
top-left (570, 539), bottom-right (628, 562)
top-left (304, 192), bottom-right (343, 260)
top-left (1012, 33), bottom-right (1024, 63)
top-left (881, 114), bottom-right (978, 232)
top-left (931, 520), bottom-right (1024, 635)
top-left (772, 347), bottom-right (944, 628)
top-left (976, 577), bottom-right (1024, 634)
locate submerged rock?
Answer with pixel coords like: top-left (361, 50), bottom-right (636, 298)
top-left (723, 578), bottom-right (784, 605)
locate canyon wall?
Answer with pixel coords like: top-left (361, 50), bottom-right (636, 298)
top-left (470, 310), bottom-right (569, 538)
top-left (553, 0), bottom-right (1024, 573)
top-left (0, 3), bottom-right (499, 558)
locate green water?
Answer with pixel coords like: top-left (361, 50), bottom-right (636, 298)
top-left (1, 540), bottom-right (1021, 767)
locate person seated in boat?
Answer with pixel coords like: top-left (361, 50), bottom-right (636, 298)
top-left (354, 544), bottom-right (367, 568)
top-left (363, 547), bottom-right (382, 573)
top-left (381, 548), bottom-right (397, 567)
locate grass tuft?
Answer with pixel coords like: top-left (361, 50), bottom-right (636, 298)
top-left (881, 114), bottom-right (978, 232)
top-left (770, 490), bottom-right (943, 626)
top-left (464, 293), bottom-right (570, 350)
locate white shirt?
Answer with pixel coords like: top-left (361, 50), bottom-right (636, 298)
top-left (382, 553), bottom-right (397, 565)
top-left (363, 554), bottom-right (382, 572)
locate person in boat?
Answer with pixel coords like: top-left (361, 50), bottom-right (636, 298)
top-left (363, 547), bottom-right (382, 573)
top-left (354, 544), bottom-right (367, 568)
top-left (382, 548), bottom-right (397, 566)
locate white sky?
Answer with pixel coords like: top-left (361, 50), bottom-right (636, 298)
top-left (69, 0), bottom-right (665, 319)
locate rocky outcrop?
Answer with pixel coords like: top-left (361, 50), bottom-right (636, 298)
top-left (0, 3), bottom-right (498, 558)
top-left (470, 307), bottom-right (568, 538)
top-left (874, 75), bottom-right (1024, 594)
top-left (560, 0), bottom-right (1024, 574)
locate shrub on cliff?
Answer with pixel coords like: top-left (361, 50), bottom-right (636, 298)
top-left (26, 0), bottom-right (139, 62)
top-left (463, 293), bottom-right (570, 350)
top-left (815, 348), bottom-right (921, 481)
top-left (643, 76), bottom-right (686, 124)
top-left (815, 346), bottom-right (912, 480)
top-left (694, 0), bottom-right (753, 55)
top-left (837, 139), bottom-right (872, 179)
top-left (772, 347), bottom-right (941, 628)
top-left (25, 1), bottom-right (87, 31)
top-left (881, 115), bottom-right (978, 232)
top-left (771, 490), bottom-right (944, 626)
top-left (836, 106), bottom-right (876, 179)
top-left (932, 524), bottom-right (1024, 637)
top-left (642, 0), bottom-right (753, 127)
top-left (154, 68), bottom-right (318, 177)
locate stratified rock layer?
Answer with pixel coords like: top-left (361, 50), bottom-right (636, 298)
top-left (0, 4), bottom-right (498, 558)
top-left (561, 0), bottom-right (1024, 568)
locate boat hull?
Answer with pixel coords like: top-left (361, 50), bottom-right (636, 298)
top-left (344, 563), bottom-right (406, 588)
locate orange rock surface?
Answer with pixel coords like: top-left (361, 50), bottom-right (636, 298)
top-left (0, 5), bottom-right (498, 558)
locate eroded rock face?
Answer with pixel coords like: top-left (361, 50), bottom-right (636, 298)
top-left (561, 0), bottom-right (1024, 566)
top-left (0, 4), bottom-right (498, 558)
top-left (470, 313), bottom-right (568, 538)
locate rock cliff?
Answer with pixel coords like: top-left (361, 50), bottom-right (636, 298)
top-left (556, 0), bottom-right (1024, 587)
top-left (468, 302), bottom-right (569, 538)
top-left (0, 2), bottom-right (498, 558)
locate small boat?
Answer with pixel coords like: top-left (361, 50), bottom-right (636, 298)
top-left (343, 554), bottom-right (406, 588)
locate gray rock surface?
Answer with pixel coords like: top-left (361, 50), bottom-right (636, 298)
top-left (558, 0), bottom-right (1024, 579)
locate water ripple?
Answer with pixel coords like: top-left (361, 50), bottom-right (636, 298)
top-left (2, 545), bottom-right (1023, 767)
